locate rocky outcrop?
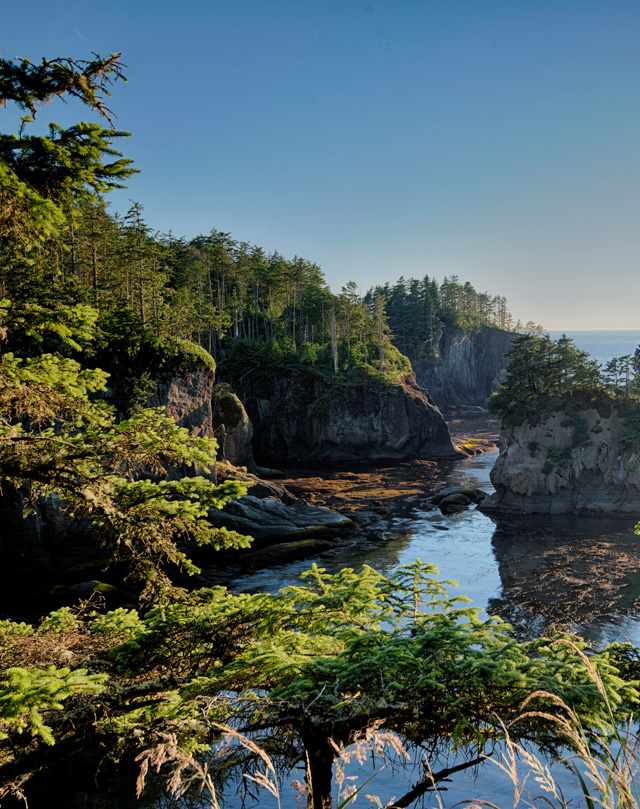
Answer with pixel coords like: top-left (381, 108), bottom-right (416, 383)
top-left (480, 409), bottom-right (640, 515)
top-left (147, 370), bottom-right (258, 472)
top-left (235, 371), bottom-right (460, 465)
top-left (410, 329), bottom-right (513, 409)
top-left (147, 368), bottom-right (216, 438)
top-left (427, 485), bottom-right (489, 514)
top-left (212, 386), bottom-right (256, 472)
top-left (207, 495), bottom-right (353, 547)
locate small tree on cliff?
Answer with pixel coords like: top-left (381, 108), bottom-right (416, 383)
top-left (488, 333), bottom-right (605, 427)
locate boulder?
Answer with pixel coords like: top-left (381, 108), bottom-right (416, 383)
top-left (207, 495), bottom-right (353, 547)
top-left (427, 486), bottom-right (488, 506)
top-left (212, 385), bottom-right (257, 472)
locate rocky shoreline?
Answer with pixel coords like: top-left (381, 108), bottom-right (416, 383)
top-left (204, 409), bottom-right (499, 576)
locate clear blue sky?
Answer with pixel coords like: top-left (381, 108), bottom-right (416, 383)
top-left (4, 0), bottom-right (640, 329)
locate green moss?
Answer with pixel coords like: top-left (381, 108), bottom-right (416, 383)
top-left (175, 339), bottom-right (216, 372)
top-left (212, 385), bottom-right (244, 430)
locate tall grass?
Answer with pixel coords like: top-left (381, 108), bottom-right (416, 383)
top-left (136, 640), bottom-right (640, 808)
top-left (466, 640), bottom-right (640, 809)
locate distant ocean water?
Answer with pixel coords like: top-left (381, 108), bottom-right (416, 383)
top-left (547, 330), bottom-right (640, 367)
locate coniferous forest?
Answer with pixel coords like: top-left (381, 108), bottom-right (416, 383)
top-left (2, 52), bottom-right (640, 809)
top-left (5, 193), bottom-right (517, 372)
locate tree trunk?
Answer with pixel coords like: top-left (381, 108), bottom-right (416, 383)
top-left (301, 726), bottom-right (334, 809)
top-left (331, 304), bottom-right (338, 373)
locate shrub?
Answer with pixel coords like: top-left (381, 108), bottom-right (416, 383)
top-left (547, 446), bottom-right (572, 468)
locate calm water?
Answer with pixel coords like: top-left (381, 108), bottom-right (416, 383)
top-left (231, 451), bottom-right (640, 647)
top-left (223, 450), bottom-right (640, 809)
top-left (548, 329), bottom-right (640, 366)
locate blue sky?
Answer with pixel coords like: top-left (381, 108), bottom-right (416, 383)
top-left (4, 0), bottom-right (640, 329)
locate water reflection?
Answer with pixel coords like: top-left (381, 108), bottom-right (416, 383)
top-left (231, 450), bottom-right (640, 651)
top-left (488, 514), bottom-right (640, 646)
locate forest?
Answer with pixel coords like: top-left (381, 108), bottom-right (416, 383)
top-left (2, 52), bottom-right (640, 809)
top-left (488, 332), bottom-right (640, 429)
top-left (5, 194), bottom-right (518, 376)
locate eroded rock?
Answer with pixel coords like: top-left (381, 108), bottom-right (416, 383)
top-left (207, 495), bottom-right (353, 547)
top-left (236, 372), bottom-right (460, 465)
top-left (411, 328), bottom-right (513, 410)
top-left (480, 408), bottom-right (640, 515)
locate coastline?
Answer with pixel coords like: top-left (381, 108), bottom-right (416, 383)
top-left (275, 409), bottom-right (499, 516)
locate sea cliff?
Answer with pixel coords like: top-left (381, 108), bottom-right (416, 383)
top-left (480, 408), bottom-right (640, 515)
top-left (234, 370), bottom-right (460, 465)
top-left (411, 328), bottom-right (513, 409)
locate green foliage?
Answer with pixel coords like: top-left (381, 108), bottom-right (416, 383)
top-left (0, 300), bottom-right (250, 601)
top-left (547, 446), bottom-right (572, 468)
top-left (158, 337), bottom-right (216, 373)
top-left (488, 333), bottom-right (611, 428)
top-left (619, 405), bottom-right (640, 451)
top-left (365, 275), bottom-right (513, 362)
top-left (0, 620), bottom-right (34, 643)
top-left (90, 608), bottom-right (145, 639)
top-left (528, 440), bottom-right (539, 456)
top-left (37, 608), bottom-right (81, 636)
top-left (0, 666), bottom-right (107, 745)
top-left (2, 563), bottom-right (637, 807)
top-left (0, 52), bottom-right (136, 256)
top-left (91, 310), bottom-right (214, 415)
top-left (541, 460), bottom-right (555, 475)
top-left (561, 409), bottom-right (590, 447)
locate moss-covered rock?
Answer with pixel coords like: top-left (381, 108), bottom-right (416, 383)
top-left (211, 385), bottom-right (256, 471)
top-left (481, 408), bottom-right (640, 515)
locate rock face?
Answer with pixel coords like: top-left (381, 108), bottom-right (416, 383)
top-left (212, 386), bottom-right (256, 472)
top-left (147, 368), bottom-right (216, 438)
top-left (410, 329), bottom-right (513, 409)
top-left (207, 495), bottom-right (353, 547)
top-left (236, 372), bottom-right (460, 465)
top-left (147, 371), bottom-right (258, 472)
top-left (480, 409), bottom-right (640, 515)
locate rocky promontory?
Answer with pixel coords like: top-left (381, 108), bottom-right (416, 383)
top-left (480, 408), bottom-right (640, 515)
top-left (235, 370), bottom-right (460, 465)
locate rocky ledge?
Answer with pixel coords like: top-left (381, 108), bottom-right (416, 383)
top-left (207, 495), bottom-right (353, 547)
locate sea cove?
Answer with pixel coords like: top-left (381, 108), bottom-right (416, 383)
top-left (5, 7), bottom-right (640, 806)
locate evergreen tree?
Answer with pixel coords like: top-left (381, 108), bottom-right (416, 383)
top-left (0, 53), bottom-right (136, 261)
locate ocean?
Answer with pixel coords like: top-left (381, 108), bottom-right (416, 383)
top-left (548, 329), bottom-right (640, 367)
